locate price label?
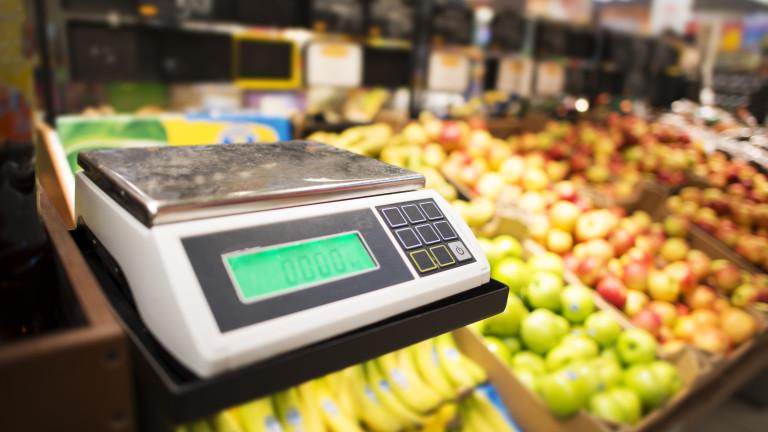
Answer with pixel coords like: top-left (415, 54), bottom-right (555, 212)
top-left (535, 61), bottom-right (565, 96)
top-left (427, 51), bottom-right (470, 93)
top-left (307, 41), bottom-right (362, 87)
top-left (496, 56), bottom-right (533, 96)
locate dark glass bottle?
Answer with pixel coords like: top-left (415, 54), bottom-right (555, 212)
top-left (0, 0), bottom-right (59, 342)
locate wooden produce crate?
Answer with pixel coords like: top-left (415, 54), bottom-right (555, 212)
top-left (0, 190), bottom-right (133, 431)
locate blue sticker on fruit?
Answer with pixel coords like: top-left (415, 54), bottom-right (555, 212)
top-left (379, 379), bottom-right (391, 392)
top-left (266, 417), bottom-right (282, 432)
top-left (365, 385), bottom-right (377, 401)
top-left (287, 409), bottom-right (301, 426)
top-left (391, 368), bottom-right (409, 388)
top-left (321, 398), bottom-right (338, 415)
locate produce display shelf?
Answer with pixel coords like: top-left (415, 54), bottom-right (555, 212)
top-left (73, 227), bottom-right (508, 428)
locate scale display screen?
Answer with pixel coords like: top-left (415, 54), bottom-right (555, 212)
top-left (224, 232), bottom-right (377, 302)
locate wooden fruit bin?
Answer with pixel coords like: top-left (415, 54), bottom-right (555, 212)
top-left (0, 190), bottom-right (133, 431)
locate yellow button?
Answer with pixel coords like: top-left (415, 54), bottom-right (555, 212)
top-left (409, 249), bottom-right (438, 273)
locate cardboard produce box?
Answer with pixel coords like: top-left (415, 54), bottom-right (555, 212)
top-left (454, 327), bottom-right (702, 432)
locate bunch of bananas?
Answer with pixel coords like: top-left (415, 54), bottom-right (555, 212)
top-left (175, 334), bottom-right (514, 432)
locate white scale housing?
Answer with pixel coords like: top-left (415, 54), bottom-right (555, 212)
top-left (76, 142), bottom-right (489, 377)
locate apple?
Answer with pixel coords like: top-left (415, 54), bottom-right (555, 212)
top-left (575, 210), bottom-right (616, 242)
top-left (523, 168), bottom-right (549, 191)
top-left (649, 361), bottom-right (682, 396)
top-left (588, 390), bottom-right (631, 425)
top-left (732, 284), bottom-right (758, 307)
top-left (513, 367), bottom-right (540, 392)
top-left (537, 369), bottom-right (589, 417)
top-left (576, 255), bottom-right (605, 286)
top-left (593, 357), bottom-right (624, 390)
top-left (685, 285), bottom-right (717, 310)
top-left (546, 343), bottom-right (585, 371)
top-left (692, 327), bottom-right (730, 355)
top-left (709, 262), bottom-right (742, 294)
top-left (719, 307), bottom-right (758, 345)
top-left (478, 237), bottom-right (503, 265)
top-left (663, 215), bottom-right (690, 238)
top-left (512, 352), bottom-right (547, 375)
top-left (623, 364), bottom-right (670, 410)
top-left (648, 301), bottom-right (677, 327)
top-left (561, 285), bottom-right (595, 323)
top-left (686, 250), bottom-right (711, 281)
top-left (553, 181), bottom-right (578, 201)
top-left (580, 239), bottom-right (615, 262)
top-left (664, 261), bottom-right (697, 293)
top-left (660, 238), bottom-right (690, 262)
top-left (631, 309), bottom-right (663, 336)
top-left (526, 272), bottom-right (565, 311)
top-left (624, 248), bottom-right (653, 266)
top-left (609, 387), bottom-right (643, 424)
top-left (631, 211), bottom-right (652, 231)
top-left (562, 335), bottom-right (599, 358)
top-left (528, 252), bottom-right (565, 277)
top-left (549, 200), bottom-right (582, 233)
top-left (492, 257), bottom-right (530, 295)
top-left (547, 229), bottom-right (574, 254)
top-left (647, 270), bottom-right (680, 302)
top-left (484, 294), bottom-right (529, 336)
top-left (500, 156), bottom-right (526, 184)
top-left (465, 198), bottom-right (495, 227)
top-left (484, 336), bottom-right (514, 364)
top-left (691, 309), bottom-right (719, 328)
top-left (617, 329), bottom-right (658, 365)
top-left (476, 172), bottom-right (505, 199)
top-left (521, 309), bottom-right (567, 355)
top-left (493, 235), bottom-right (523, 259)
top-left (624, 290), bottom-right (650, 317)
top-left (597, 276), bottom-right (628, 309)
top-left (584, 311), bottom-right (622, 348)
top-left (503, 337), bottom-right (522, 355)
top-left (619, 263), bottom-right (646, 295)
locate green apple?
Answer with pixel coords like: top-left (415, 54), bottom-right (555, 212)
top-left (584, 311), bottom-right (622, 348)
top-left (493, 235), bottom-right (523, 259)
top-left (483, 294), bottom-right (528, 336)
top-left (492, 257), bottom-right (530, 295)
top-left (609, 387), bottom-right (642, 424)
top-left (569, 326), bottom-right (587, 337)
top-left (513, 367), bottom-right (539, 392)
top-left (623, 364), bottom-right (670, 410)
top-left (649, 361), bottom-right (682, 396)
top-left (588, 390), bottom-right (627, 424)
top-left (546, 344), bottom-right (582, 371)
top-left (537, 369), bottom-right (589, 417)
top-left (570, 361), bottom-right (602, 395)
top-left (528, 252), bottom-right (565, 277)
top-left (555, 315), bottom-right (570, 335)
top-left (525, 272), bottom-right (564, 311)
top-left (484, 336), bottom-right (514, 364)
top-left (521, 309), bottom-right (567, 354)
top-left (617, 329), bottom-right (658, 366)
top-left (593, 358), bottom-right (623, 390)
top-left (503, 337), bottom-right (522, 356)
top-left (561, 335), bottom-right (599, 359)
top-left (600, 348), bottom-right (621, 364)
top-left (512, 351), bottom-right (547, 375)
top-left (561, 285), bottom-right (595, 323)
top-left (478, 237), bottom-right (504, 264)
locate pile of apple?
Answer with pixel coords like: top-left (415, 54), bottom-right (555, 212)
top-left (476, 235), bottom-right (682, 425)
top-left (667, 182), bottom-right (768, 272)
top-left (559, 209), bottom-right (762, 355)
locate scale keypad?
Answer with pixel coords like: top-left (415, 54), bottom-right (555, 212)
top-left (378, 199), bottom-right (475, 276)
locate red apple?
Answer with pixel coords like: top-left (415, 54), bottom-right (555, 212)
top-left (577, 256), bottom-right (605, 286)
top-left (623, 261), bottom-right (649, 292)
top-left (597, 276), bottom-right (628, 309)
top-left (673, 315), bottom-right (697, 341)
top-left (685, 285), bottom-right (717, 310)
top-left (664, 261), bottom-right (697, 294)
top-left (648, 270), bottom-right (680, 302)
top-left (648, 301), bottom-right (678, 327)
top-left (663, 215), bottom-right (690, 238)
top-left (691, 309), bottom-right (719, 328)
top-left (709, 263), bottom-right (742, 294)
top-left (720, 307), bottom-right (758, 345)
top-left (686, 250), bottom-right (711, 281)
top-left (660, 238), bottom-right (690, 263)
top-left (624, 290), bottom-right (650, 317)
top-left (609, 228), bottom-right (636, 256)
top-left (632, 308), bottom-right (663, 336)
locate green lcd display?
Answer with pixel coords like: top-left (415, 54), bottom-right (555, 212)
top-left (224, 232), bottom-right (377, 302)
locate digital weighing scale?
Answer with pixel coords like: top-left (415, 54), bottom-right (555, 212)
top-left (75, 141), bottom-right (491, 378)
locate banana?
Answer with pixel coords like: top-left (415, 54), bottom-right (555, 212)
top-left (363, 362), bottom-right (424, 429)
top-left (187, 419), bottom-right (214, 432)
top-left (375, 350), bottom-right (444, 413)
top-left (274, 387), bottom-right (311, 432)
top-left (213, 409), bottom-right (245, 432)
top-left (326, 369), bottom-right (358, 419)
top-left (296, 382), bottom-right (326, 432)
top-left (469, 391), bottom-right (515, 432)
top-left (434, 334), bottom-right (481, 393)
top-left (237, 397), bottom-right (284, 432)
top-left (311, 378), bottom-right (364, 432)
top-left (459, 398), bottom-right (494, 432)
top-left (347, 364), bottom-right (404, 432)
top-left (409, 341), bottom-right (456, 401)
